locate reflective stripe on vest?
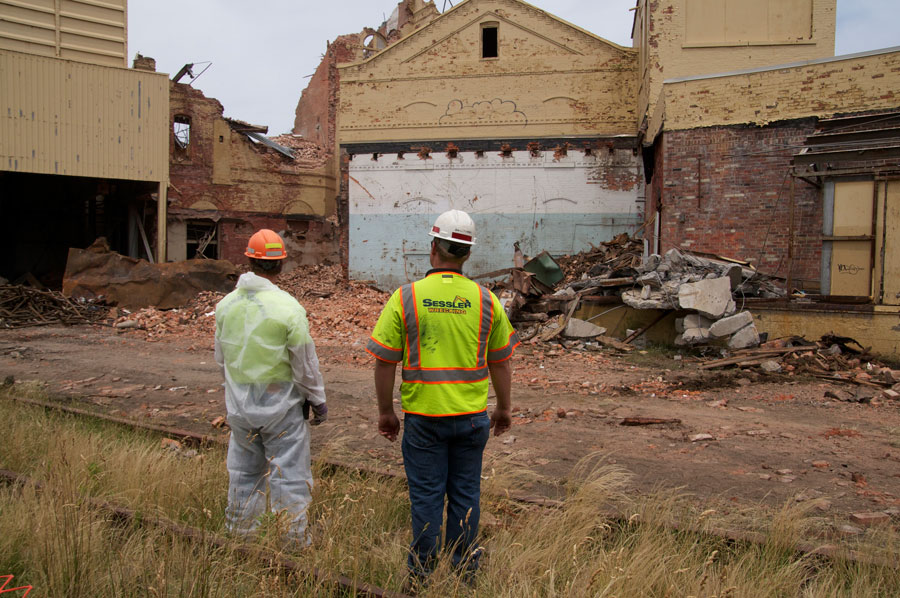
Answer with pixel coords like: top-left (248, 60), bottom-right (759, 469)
top-left (399, 280), bottom-right (494, 384)
top-left (366, 337), bottom-right (402, 362)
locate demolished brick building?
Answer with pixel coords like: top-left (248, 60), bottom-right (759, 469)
top-left (296, 0), bottom-right (644, 290)
top-left (165, 72), bottom-right (339, 268)
top-left (293, 0), bottom-right (900, 353)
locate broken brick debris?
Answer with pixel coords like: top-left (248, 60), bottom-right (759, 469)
top-left (112, 264), bottom-right (388, 345)
top-left (700, 334), bottom-right (897, 392)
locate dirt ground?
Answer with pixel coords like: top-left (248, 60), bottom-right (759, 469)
top-left (3, 321), bottom-right (899, 529)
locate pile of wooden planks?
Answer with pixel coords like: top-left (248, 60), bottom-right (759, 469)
top-left (0, 285), bottom-right (107, 328)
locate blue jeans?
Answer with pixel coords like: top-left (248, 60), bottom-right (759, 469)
top-left (401, 411), bottom-right (491, 578)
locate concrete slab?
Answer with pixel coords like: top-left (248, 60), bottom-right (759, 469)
top-left (710, 311), bottom-right (754, 338)
top-left (728, 323), bottom-right (761, 349)
top-left (564, 318), bottom-right (607, 338)
top-left (678, 277), bottom-right (733, 319)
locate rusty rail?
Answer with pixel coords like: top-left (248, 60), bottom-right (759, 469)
top-left (2, 393), bottom-right (891, 568)
top-left (0, 468), bottom-right (411, 598)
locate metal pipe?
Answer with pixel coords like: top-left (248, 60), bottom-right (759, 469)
top-left (787, 175), bottom-right (795, 293)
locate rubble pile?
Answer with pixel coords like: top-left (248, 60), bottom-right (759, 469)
top-left (492, 237), bottom-right (786, 350)
top-left (0, 284), bottom-right (108, 329)
top-left (111, 264), bottom-right (388, 344)
top-left (269, 135), bottom-right (329, 167)
top-left (278, 265), bottom-right (388, 341)
top-left (702, 334), bottom-right (900, 401)
top-left (112, 291), bottom-right (222, 340)
top-left (554, 233), bottom-right (643, 285)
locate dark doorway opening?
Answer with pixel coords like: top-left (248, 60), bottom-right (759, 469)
top-left (0, 171), bottom-right (158, 289)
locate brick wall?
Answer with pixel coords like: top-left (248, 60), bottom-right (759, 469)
top-left (293, 35), bottom-right (357, 150)
top-left (654, 120), bottom-right (823, 286)
top-left (168, 82), bottom-right (339, 268)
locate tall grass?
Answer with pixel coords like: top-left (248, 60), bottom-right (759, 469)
top-left (0, 391), bottom-right (898, 597)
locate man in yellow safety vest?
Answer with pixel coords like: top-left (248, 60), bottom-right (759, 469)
top-left (367, 210), bottom-right (519, 584)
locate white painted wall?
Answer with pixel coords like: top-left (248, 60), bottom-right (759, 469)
top-left (349, 148), bottom-right (644, 290)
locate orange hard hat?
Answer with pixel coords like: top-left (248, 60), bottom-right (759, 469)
top-left (245, 229), bottom-right (287, 260)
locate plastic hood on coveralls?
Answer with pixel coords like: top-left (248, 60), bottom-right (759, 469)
top-left (214, 272), bottom-right (325, 429)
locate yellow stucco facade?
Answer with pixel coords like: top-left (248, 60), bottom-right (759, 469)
top-left (635, 0), bottom-right (836, 132)
top-left (337, 0), bottom-right (638, 143)
top-left (651, 48), bottom-right (900, 135)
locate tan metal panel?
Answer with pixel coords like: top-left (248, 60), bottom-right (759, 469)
top-left (833, 181), bottom-right (874, 236)
top-left (684, 0), bottom-right (725, 44)
top-left (724, 0), bottom-right (767, 43)
top-left (768, 0), bottom-right (812, 41)
top-left (830, 241), bottom-right (873, 297)
top-left (0, 49), bottom-right (169, 182)
top-left (883, 181), bottom-right (900, 305)
top-left (874, 181), bottom-right (885, 303)
top-left (0, 0), bottom-right (125, 65)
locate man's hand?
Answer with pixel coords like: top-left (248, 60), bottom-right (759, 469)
top-left (310, 403), bottom-right (328, 426)
top-left (378, 412), bottom-right (400, 442)
top-left (490, 408), bottom-right (511, 437)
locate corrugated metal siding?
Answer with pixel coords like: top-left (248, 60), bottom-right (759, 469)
top-left (0, 49), bottom-right (169, 182)
top-left (0, 0), bottom-right (126, 67)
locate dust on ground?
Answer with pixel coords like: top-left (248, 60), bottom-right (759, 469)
top-left (1, 264), bottom-right (898, 533)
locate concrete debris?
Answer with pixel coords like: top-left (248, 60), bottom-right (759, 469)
top-left (678, 277), bottom-right (734, 319)
top-left (564, 318), bottom-right (607, 338)
top-left (621, 289), bottom-right (671, 310)
top-left (760, 360), bottom-right (783, 373)
top-left (709, 311), bottom-right (754, 338)
top-left (728, 323), bottom-right (761, 349)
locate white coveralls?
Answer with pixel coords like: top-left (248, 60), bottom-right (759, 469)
top-left (214, 272), bottom-right (326, 543)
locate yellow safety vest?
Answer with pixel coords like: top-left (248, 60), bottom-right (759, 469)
top-left (367, 270), bottom-right (519, 416)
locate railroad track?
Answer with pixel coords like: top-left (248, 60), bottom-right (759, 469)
top-left (0, 468), bottom-right (411, 598)
top-left (1, 392), bottom-right (890, 569)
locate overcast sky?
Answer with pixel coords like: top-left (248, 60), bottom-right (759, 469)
top-left (128, 0), bottom-right (899, 136)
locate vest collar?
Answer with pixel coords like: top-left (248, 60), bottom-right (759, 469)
top-left (425, 268), bottom-right (463, 276)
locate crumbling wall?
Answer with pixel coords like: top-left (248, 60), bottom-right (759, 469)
top-left (168, 82), bottom-right (339, 268)
top-left (655, 120), bottom-right (822, 286)
top-left (293, 35), bottom-right (358, 149)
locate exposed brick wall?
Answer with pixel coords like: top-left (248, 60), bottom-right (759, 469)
top-left (293, 36), bottom-right (357, 150)
top-left (168, 82), bottom-right (339, 269)
top-left (217, 215), bottom-right (338, 269)
top-left (654, 120), bottom-right (823, 286)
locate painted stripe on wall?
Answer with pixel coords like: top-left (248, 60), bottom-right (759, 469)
top-left (350, 212), bottom-right (642, 290)
top-left (349, 149), bottom-right (644, 290)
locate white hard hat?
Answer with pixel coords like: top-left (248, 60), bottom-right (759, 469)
top-left (429, 209), bottom-right (476, 246)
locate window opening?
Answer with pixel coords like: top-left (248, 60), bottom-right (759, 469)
top-left (482, 24), bottom-right (498, 58)
top-left (174, 115), bottom-right (191, 149)
top-left (186, 220), bottom-right (218, 259)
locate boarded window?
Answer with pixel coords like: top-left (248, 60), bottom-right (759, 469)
top-left (685, 0), bottom-right (812, 46)
top-left (482, 23), bottom-right (498, 58)
top-left (822, 180), bottom-right (874, 298)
